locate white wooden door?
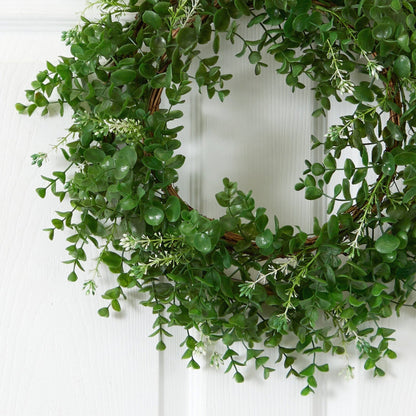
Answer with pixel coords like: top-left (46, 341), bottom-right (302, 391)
top-left (2, 2), bottom-right (416, 415)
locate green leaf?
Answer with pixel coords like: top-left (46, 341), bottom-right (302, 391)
top-left (387, 120), bottom-right (403, 142)
top-left (216, 191), bottom-right (230, 207)
top-left (84, 148), bottom-right (106, 163)
top-left (234, 372), bottom-right (245, 383)
top-left (34, 92), bottom-right (48, 107)
top-left (311, 163), bottom-right (325, 176)
top-left (67, 271), bottom-right (78, 282)
top-left (143, 156), bottom-right (164, 170)
top-left (111, 299), bottom-right (121, 312)
top-left (342, 178), bottom-right (351, 200)
top-left (352, 167), bottom-right (367, 184)
top-left (357, 28), bottom-right (374, 52)
top-left (139, 63), bottom-right (156, 79)
top-left (154, 148), bottom-right (173, 162)
top-left (214, 8), bottom-right (230, 32)
top-left (234, 0), bottom-right (251, 16)
top-left (150, 35), bottom-right (167, 56)
top-left (194, 233), bottom-right (212, 254)
top-left (113, 146), bottom-right (137, 179)
top-left (15, 103), bottom-right (27, 113)
top-left (323, 153), bottom-right (336, 169)
top-left (153, 2), bottom-right (170, 16)
top-left (382, 152), bottom-right (396, 175)
top-left (103, 287), bottom-right (121, 300)
top-left (375, 234), bottom-right (400, 254)
top-left (165, 195), bottom-right (181, 222)
top-left (166, 154), bottom-right (185, 169)
top-left (177, 27), bottom-right (197, 50)
top-left (353, 85), bottom-right (374, 102)
top-left (372, 23), bottom-right (393, 40)
top-left (393, 55), bottom-right (411, 78)
top-left (327, 215), bottom-right (339, 240)
top-left (348, 295), bottom-right (365, 307)
top-left (344, 159), bottom-right (355, 179)
top-left (403, 187), bottom-right (416, 204)
top-left (119, 197), bottom-right (138, 210)
top-left (142, 10), bottom-right (162, 29)
top-left (156, 341), bottom-right (166, 351)
top-left (305, 186), bottom-right (323, 200)
top-left (101, 251), bottom-right (123, 268)
top-left (111, 69), bottom-right (136, 86)
top-left (144, 206), bottom-right (165, 226)
top-left (301, 386), bottom-right (313, 396)
top-left (391, 0), bottom-right (401, 10)
top-left (371, 282), bottom-right (387, 296)
top-left (36, 187), bottom-right (46, 198)
top-left (387, 349), bottom-right (397, 359)
top-left (213, 33), bottom-right (220, 53)
top-left (52, 218), bottom-right (64, 229)
top-left (255, 229), bottom-right (273, 248)
top-left (316, 363), bottom-right (329, 372)
top-left (300, 364), bottom-right (315, 377)
top-left (249, 51), bottom-right (261, 64)
top-left (394, 152), bottom-right (416, 165)
top-left (98, 307), bottom-right (110, 318)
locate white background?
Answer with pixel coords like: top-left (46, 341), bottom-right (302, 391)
top-left (1, 2), bottom-right (416, 415)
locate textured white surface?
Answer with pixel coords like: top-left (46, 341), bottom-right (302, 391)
top-left (2, 4), bottom-right (416, 416)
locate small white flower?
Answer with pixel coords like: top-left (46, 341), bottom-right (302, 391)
top-left (194, 341), bottom-right (206, 356)
top-left (276, 256), bottom-right (298, 275)
top-left (326, 125), bottom-right (343, 141)
top-left (366, 60), bottom-right (383, 80)
top-left (210, 351), bottom-right (223, 369)
top-left (338, 365), bottom-right (355, 380)
top-left (338, 79), bottom-right (355, 95)
top-left (120, 233), bottom-right (139, 250)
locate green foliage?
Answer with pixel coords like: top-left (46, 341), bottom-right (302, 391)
top-left (20, 0), bottom-right (416, 394)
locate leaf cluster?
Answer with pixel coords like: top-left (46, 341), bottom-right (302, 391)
top-left (17, 0), bottom-right (416, 394)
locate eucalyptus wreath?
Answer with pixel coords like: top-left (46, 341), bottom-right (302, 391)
top-left (17, 0), bottom-right (416, 394)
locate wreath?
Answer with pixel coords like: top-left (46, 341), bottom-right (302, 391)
top-left (17, 0), bottom-right (416, 394)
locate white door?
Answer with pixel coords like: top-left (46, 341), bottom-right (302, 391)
top-left (1, 2), bottom-right (416, 415)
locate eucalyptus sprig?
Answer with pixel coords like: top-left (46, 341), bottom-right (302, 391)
top-left (17, 0), bottom-right (416, 394)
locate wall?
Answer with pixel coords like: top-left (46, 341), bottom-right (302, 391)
top-left (1, 2), bottom-right (416, 415)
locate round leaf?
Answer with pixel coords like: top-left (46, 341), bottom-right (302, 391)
top-left (255, 229), bottom-right (273, 248)
top-left (375, 234), bottom-right (400, 254)
top-left (101, 251), bottom-right (122, 268)
top-left (353, 85), bottom-right (374, 102)
top-left (194, 233), bottom-right (212, 254)
top-left (372, 23), bottom-right (393, 40)
top-left (150, 35), bottom-right (167, 56)
top-left (249, 51), bottom-right (261, 64)
top-left (84, 148), bottom-right (106, 163)
top-left (305, 186), bottom-right (323, 200)
top-left (111, 69), bottom-right (136, 86)
top-left (393, 55), bottom-right (411, 78)
top-left (214, 9), bottom-right (230, 32)
top-left (177, 27), bottom-right (197, 50)
top-left (113, 146), bottom-right (137, 179)
top-left (144, 206), bottom-right (165, 226)
top-left (142, 10), bottom-right (162, 29)
top-left (165, 195), bottom-right (181, 222)
top-left (394, 152), bottom-right (416, 165)
top-left (357, 28), bottom-right (374, 52)
top-left (154, 148), bottom-right (173, 162)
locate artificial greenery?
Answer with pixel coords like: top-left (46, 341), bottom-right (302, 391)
top-left (17, 0), bottom-right (416, 394)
